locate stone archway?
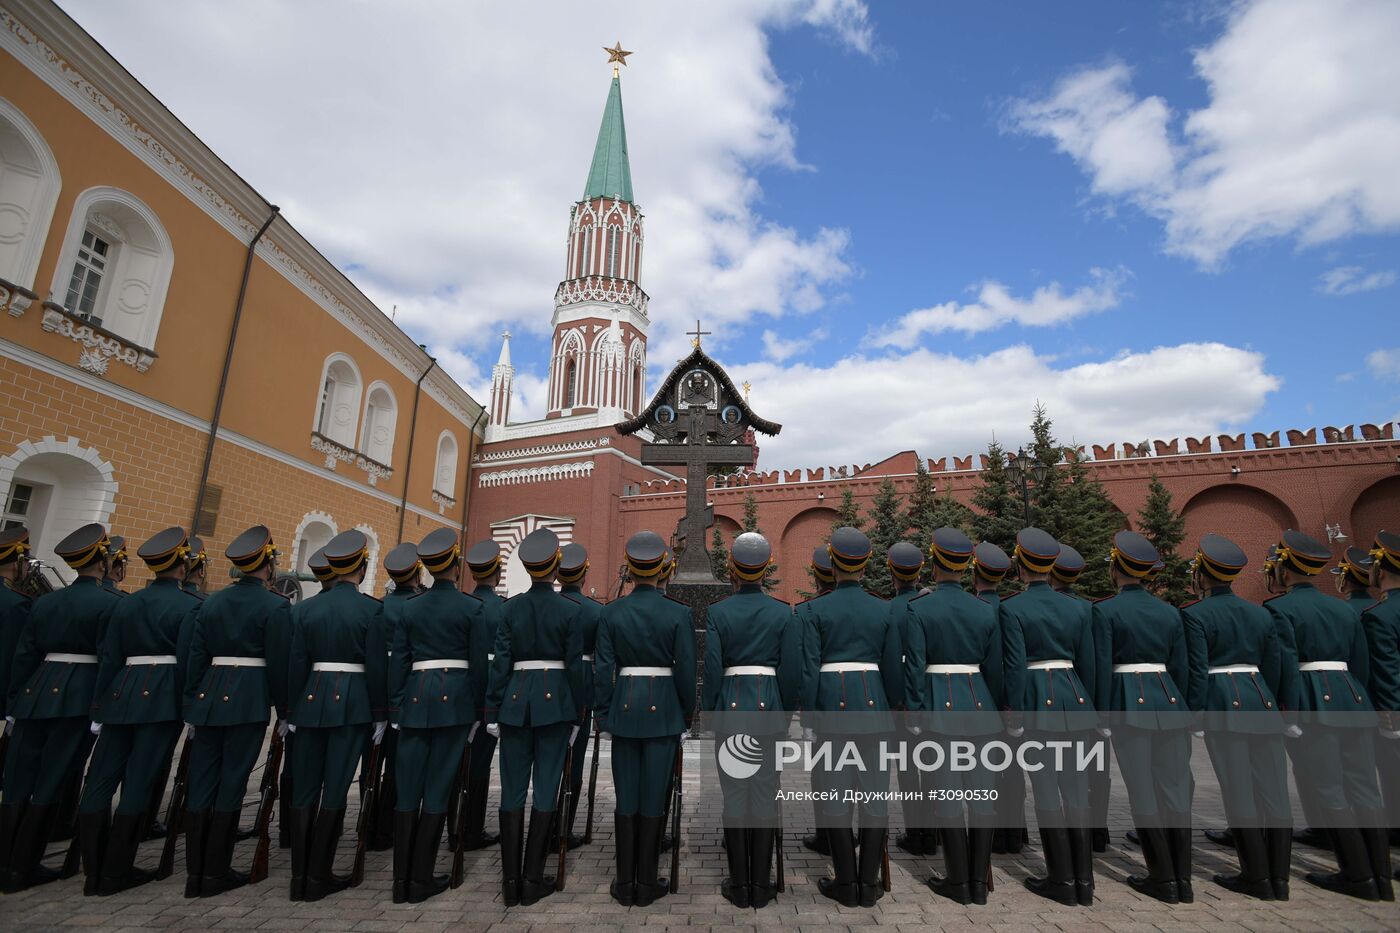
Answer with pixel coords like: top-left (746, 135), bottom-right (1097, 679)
top-left (1182, 483), bottom-right (1298, 601)
top-left (291, 510), bottom-right (336, 599)
top-left (0, 436), bottom-right (118, 572)
top-left (1349, 475), bottom-right (1400, 554)
top-left (778, 505), bottom-right (840, 600)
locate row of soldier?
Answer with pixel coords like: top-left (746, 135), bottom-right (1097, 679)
top-left (0, 518), bottom-right (1397, 910)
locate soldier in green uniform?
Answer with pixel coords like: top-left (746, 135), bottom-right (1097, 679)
top-left (703, 532), bottom-right (800, 908)
top-left (1335, 547), bottom-right (1376, 613)
top-left (0, 528), bottom-right (34, 797)
top-left (181, 525), bottom-right (292, 897)
top-left (183, 537), bottom-right (209, 599)
top-left (887, 541), bottom-right (933, 858)
top-left (595, 531), bottom-right (694, 906)
top-left (371, 543), bottom-right (422, 852)
top-left (1000, 528), bottom-right (1097, 906)
top-left (389, 528), bottom-right (487, 904)
top-left (1180, 533), bottom-right (1290, 901)
top-left (1093, 531), bottom-right (1192, 904)
top-left (905, 527), bottom-right (1003, 906)
top-left (1, 524), bottom-right (121, 892)
top-left (1359, 532), bottom-right (1400, 881)
top-left (278, 546), bottom-right (335, 851)
top-left (484, 528), bottom-right (583, 906)
top-left (75, 527), bottom-right (201, 895)
top-left (1052, 546), bottom-right (1110, 853)
top-left (102, 537), bottom-right (129, 595)
top-left (803, 527), bottom-right (902, 908)
top-left (459, 540), bottom-right (503, 851)
top-left (557, 543), bottom-right (601, 850)
top-left (286, 529), bottom-right (389, 902)
top-left (971, 542), bottom-right (1022, 856)
top-left (1265, 529), bottom-right (1389, 901)
top-left (800, 545), bottom-right (838, 856)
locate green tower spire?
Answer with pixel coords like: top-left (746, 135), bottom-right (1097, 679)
top-left (582, 74), bottom-right (634, 202)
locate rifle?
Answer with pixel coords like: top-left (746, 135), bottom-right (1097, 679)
top-left (448, 738), bottom-right (472, 888)
top-left (248, 729), bottom-right (284, 883)
top-left (555, 737), bottom-right (574, 891)
top-left (157, 731), bottom-right (193, 879)
top-left (59, 737), bottom-right (102, 878)
top-left (880, 832), bottom-right (891, 893)
top-left (773, 795), bottom-right (784, 893)
top-left (350, 741), bottom-right (380, 887)
top-left (668, 741), bottom-right (682, 894)
top-left (582, 725), bottom-right (601, 845)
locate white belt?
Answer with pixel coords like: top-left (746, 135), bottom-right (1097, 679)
top-left (212, 656), bottom-right (265, 668)
top-left (312, 662), bottom-right (365, 673)
top-left (724, 665), bottom-right (777, 677)
top-left (820, 662), bottom-right (880, 673)
top-left (582, 654), bottom-right (594, 662)
top-left (1209, 665), bottom-right (1259, 675)
top-left (1300, 661), bottom-right (1348, 672)
top-left (1113, 663), bottom-right (1167, 674)
top-left (619, 666), bottom-right (672, 677)
top-left (488, 653), bottom-right (495, 661)
top-left (926, 664), bottom-right (980, 675)
top-left (126, 655), bottom-right (177, 665)
top-left (1027, 659), bottom-right (1073, 671)
top-left (45, 653), bottom-right (98, 664)
top-left (513, 660), bottom-right (565, 671)
top-left (412, 659), bottom-right (468, 671)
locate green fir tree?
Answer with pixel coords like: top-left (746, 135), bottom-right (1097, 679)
top-left (1046, 446), bottom-right (1122, 598)
top-left (1137, 474), bottom-right (1192, 606)
top-left (740, 492), bottom-right (780, 591)
top-left (710, 524), bottom-right (729, 582)
top-left (971, 439), bottom-right (1022, 553)
top-left (863, 478), bottom-right (907, 597)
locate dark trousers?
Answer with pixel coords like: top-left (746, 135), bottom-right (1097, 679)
top-left (567, 711), bottom-right (592, 810)
top-left (928, 734), bottom-right (998, 822)
top-left (78, 722), bottom-right (182, 815)
top-left (1112, 727), bottom-right (1193, 822)
top-left (395, 725), bottom-right (469, 814)
top-left (499, 722), bottom-right (570, 812)
top-left (1377, 733), bottom-right (1400, 831)
top-left (612, 735), bottom-right (677, 818)
top-left (819, 734), bottom-right (889, 827)
top-left (187, 722), bottom-right (267, 812)
top-left (1025, 730), bottom-right (1090, 819)
top-left (2, 717), bottom-right (90, 805)
top-left (1205, 730), bottom-right (1290, 826)
top-left (291, 724), bottom-right (368, 809)
top-left (1291, 725), bottom-right (1383, 814)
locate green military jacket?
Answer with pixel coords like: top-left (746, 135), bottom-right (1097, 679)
top-left (381, 587), bottom-right (416, 706)
top-left (1000, 582), bottom-right (1097, 730)
top-left (1360, 591), bottom-right (1400, 715)
top-left (594, 585), bottom-right (695, 738)
top-left (0, 580), bottom-right (32, 720)
top-left (183, 577), bottom-right (293, 726)
top-left (560, 584), bottom-right (603, 709)
top-left (1265, 583), bottom-right (1375, 727)
top-left (1181, 586), bottom-right (1282, 733)
top-left (1091, 584), bottom-right (1188, 728)
top-left (473, 585), bottom-right (504, 718)
top-left (93, 577), bottom-right (200, 724)
top-left (485, 581), bottom-right (583, 729)
top-left (1346, 591), bottom-right (1376, 616)
top-left (288, 582), bottom-right (389, 727)
top-left (702, 584), bottom-right (800, 716)
top-left (904, 581), bottom-right (1003, 735)
top-left (801, 581), bottom-right (903, 732)
top-left (391, 580), bottom-right (487, 729)
top-left (182, 581), bottom-right (206, 601)
top-left (8, 576), bottom-right (120, 719)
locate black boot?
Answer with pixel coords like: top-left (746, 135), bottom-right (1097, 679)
top-left (1025, 827), bottom-right (1076, 905)
top-left (1126, 827), bottom-right (1178, 903)
top-left (1168, 825), bottom-right (1194, 903)
top-left (1068, 818), bottom-right (1094, 907)
top-left (288, 806), bottom-right (315, 901)
top-left (1205, 828), bottom-right (1235, 848)
top-left (1265, 827), bottom-right (1292, 901)
top-left (77, 809), bottom-right (108, 897)
top-left (519, 808), bottom-right (557, 905)
top-left (499, 808), bottom-right (524, 907)
top-left (371, 775), bottom-right (396, 852)
top-left (3, 802), bottom-right (59, 893)
top-left (818, 826), bottom-right (859, 907)
top-left (896, 825), bottom-right (924, 856)
top-left (200, 809), bottom-right (248, 897)
top-left (857, 827), bottom-right (885, 907)
top-left (462, 773), bottom-right (499, 850)
top-left (278, 797), bottom-right (293, 850)
top-left (392, 810), bottom-right (416, 904)
top-left (1091, 827), bottom-right (1109, 853)
top-left (1214, 827), bottom-right (1273, 899)
top-left (183, 808), bottom-right (210, 898)
top-left (1358, 816), bottom-right (1394, 902)
top-left (750, 827), bottom-right (776, 908)
top-left (803, 831), bottom-right (832, 854)
top-left (610, 812), bottom-right (636, 906)
top-left (1305, 825), bottom-right (1380, 901)
top-left (968, 828), bottom-right (993, 906)
top-left (303, 807), bottom-right (350, 902)
top-left (635, 814), bottom-right (669, 906)
top-left (0, 801), bottom-right (21, 887)
top-left (408, 811), bottom-right (448, 903)
top-left (96, 811), bottom-right (156, 895)
top-left (928, 826), bottom-right (970, 904)
top-left (721, 827), bottom-right (750, 907)
top-left (1294, 826), bottom-right (1331, 850)
top-left (925, 826), bottom-right (940, 856)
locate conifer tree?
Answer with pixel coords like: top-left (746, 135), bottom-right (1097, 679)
top-left (1051, 451), bottom-right (1121, 598)
top-left (709, 524), bottom-right (729, 582)
top-left (740, 491), bottom-right (780, 591)
top-left (909, 460), bottom-right (975, 553)
top-left (1137, 474), bottom-right (1191, 606)
top-left (831, 487), bottom-right (864, 531)
top-left (971, 439), bottom-right (1022, 553)
top-left (863, 478), bottom-right (906, 597)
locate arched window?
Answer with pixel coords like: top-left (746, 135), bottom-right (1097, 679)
top-left (434, 430), bottom-right (458, 494)
top-left (564, 358), bottom-right (578, 408)
top-left (314, 354), bottom-right (362, 448)
top-left (633, 364), bottom-right (643, 411)
top-left (0, 98), bottom-right (62, 291)
top-left (579, 224), bottom-right (593, 277)
top-left (360, 382), bottom-right (397, 465)
top-left (606, 225), bottom-right (621, 278)
top-left (49, 187), bottom-right (172, 350)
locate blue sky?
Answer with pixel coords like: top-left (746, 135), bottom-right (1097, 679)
top-left (59, 0), bottom-right (1400, 468)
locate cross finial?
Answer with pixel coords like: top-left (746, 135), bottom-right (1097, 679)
top-left (502, 329), bottom-right (511, 341)
top-left (604, 41), bottom-right (632, 77)
top-left (688, 318), bottom-right (711, 349)
top-left (742, 380), bottom-right (752, 402)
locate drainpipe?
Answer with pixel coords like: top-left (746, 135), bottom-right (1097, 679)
top-left (395, 355), bottom-right (437, 545)
top-left (457, 406), bottom-right (490, 559)
top-left (191, 205), bottom-right (279, 532)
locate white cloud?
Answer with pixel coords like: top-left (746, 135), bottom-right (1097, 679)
top-left (1317, 265), bottom-right (1398, 295)
top-left (1368, 348), bottom-right (1400, 381)
top-left (733, 342), bottom-right (1280, 470)
top-left (762, 327), bottom-right (827, 362)
top-left (58, 0), bottom-right (869, 389)
top-left (868, 266), bottom-right (1129, 346)
top-left (1005, 0), bottom-right (1400, 266)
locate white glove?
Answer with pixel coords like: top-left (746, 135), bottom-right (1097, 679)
top-left (286, 722), bottom-right (297, 734)
top-left (3, 716), bottom-right (13, 736)
top-left (569, 724), bottom-right (580, 746)
top-left (89, 721), bottom-right (102, 736)
top-left (372, 721), bottom-right (387, 745)
top-left (599, 731), bottom-right (612, 742)
top-left (468, 721), bottom-right (480, 743)
top-left (679, 729), bottom-right (691, 744)
top-left (1192, 730), bottom-right (1205, 739)
top-left (1284, 724), bottom-right (1303, 739)
top-left (391, 722), bottom-right (400, 731)
top-left (1007, 726), bottom-right (1025, 739)
top-left (1380, 729), bottom-right (1400, 741)
top-left (486, 722), bottom-right (500, 738)
top-left (802, 727), bottom-right (816, 743)
top-left (186, 724), bottom-right (197, 740)
top-left (276, 719), bottom-right (289, 738)
top-left (908, 725), bottom-right (923, 736)
top-left (1095, 727), bottom-right (1112, 739)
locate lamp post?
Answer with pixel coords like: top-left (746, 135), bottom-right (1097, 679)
top-left (1004, 447), bottom-right (1050, 527)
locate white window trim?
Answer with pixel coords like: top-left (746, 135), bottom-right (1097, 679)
top-left (433, 428), bottom-right (459, 494)
top-left (358, 380), bottom-right (398, 466)
top-left (312, 352), bottom-right (363, 447)
top-left (0, 95), bottom-right (62, 292)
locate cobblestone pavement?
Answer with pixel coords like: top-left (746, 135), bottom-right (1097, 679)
top-left (2, 739), bottom-right (1396, 932)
